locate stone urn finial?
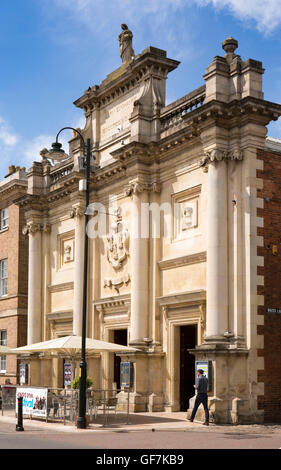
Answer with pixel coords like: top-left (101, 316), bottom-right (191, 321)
top-left (222, 36), bottom-right (238, 56)
top-left (40, 148), bottom-right (49, 158)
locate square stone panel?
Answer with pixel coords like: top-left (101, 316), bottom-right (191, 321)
top-left (57, 231), bottom-right (75, 270)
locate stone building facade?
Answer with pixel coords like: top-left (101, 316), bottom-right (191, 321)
top-left (18, 31), bottom-right (281, 423)
top-left (0, 167), bottom-right (28, 385)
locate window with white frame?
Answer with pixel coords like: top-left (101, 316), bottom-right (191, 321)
top-left (0, 208), bottom-right (9, 230)
top-left (0, 330), bottom-right (7, 372)
top-left (0, 259), bottom-right (8, 297)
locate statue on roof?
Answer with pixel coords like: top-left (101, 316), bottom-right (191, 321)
top-left (118, 24), bottom-right (135, 64)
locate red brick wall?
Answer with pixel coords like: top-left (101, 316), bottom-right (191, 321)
top-left (257, 148), bottom-right (281, 423)
top-left (0, 199), bottom-right (28, 385)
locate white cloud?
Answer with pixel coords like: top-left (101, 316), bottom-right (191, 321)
top-left (0, 117), bottom-right (18, 147)
top-left (0, 119), bottom-right (72, 179)
top-left (22, 117), bottom-right (85, 168)
top-left (0, 108), bottom-right (86, 179)
top-left (23, 135), bottom-right (59, 165)
top-left (52, 0), bottom-right (281, 34)
top-left (198, 0), bottom-right (281, 33)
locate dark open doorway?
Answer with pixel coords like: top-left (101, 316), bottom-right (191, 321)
top-left (180, 325), bottom-right (197, 411)
top-left (114, 329), bottom-right (127, 390)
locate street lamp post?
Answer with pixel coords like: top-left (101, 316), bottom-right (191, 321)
top-left (49, 128), bottom-right (92, 429)
top-left (77, 137), bottom-right (90, 429)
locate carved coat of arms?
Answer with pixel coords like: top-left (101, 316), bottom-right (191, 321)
top-left (106, 216), bottom-right (129, 270)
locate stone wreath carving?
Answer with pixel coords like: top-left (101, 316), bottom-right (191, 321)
top-left (104, 274), bottom-right (131, 294)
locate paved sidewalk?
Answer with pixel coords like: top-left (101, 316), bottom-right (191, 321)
top-left (1, 410), bottom-right (281, 436)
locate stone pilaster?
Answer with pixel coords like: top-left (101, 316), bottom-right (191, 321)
top-left (205, 154), bottom-right (229, 341)
top-left (126, 182), bottom-right (149, 346)
top-left (70, 205), bottom-right (85, 336)
top-left (23, 221), bottom-right (43, 345)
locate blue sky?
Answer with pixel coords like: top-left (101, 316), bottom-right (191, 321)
top-left (1, 0), bottom-right (281, 179)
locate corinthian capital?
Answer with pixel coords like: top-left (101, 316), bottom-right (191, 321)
top-left (200, 147), bottom-right (243, 170)
top-left (22, 221), bottom-right (42, 235)
top-left (124, 180), bottom-right (161, 197)
top-left (124, 181), bottom-right (144, 197)
top-left (69, 206), bottom-right (85, 218)
top-left (42, 223), bottom-right (51, 233)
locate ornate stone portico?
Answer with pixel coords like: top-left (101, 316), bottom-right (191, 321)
top-left (17, 28), bottom-right (281, 423)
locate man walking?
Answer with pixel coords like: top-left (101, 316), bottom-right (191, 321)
top-left (189, 369), bottom-right (209, 426)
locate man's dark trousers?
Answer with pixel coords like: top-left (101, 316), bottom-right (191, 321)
top-left (191, 393), bottom-right (209, 422)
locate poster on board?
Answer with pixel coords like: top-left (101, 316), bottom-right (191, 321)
top-left (195, 361), bottom-right (212, 391)
top-left (16, 388), bottom-right (48, 417)
top-left (64, 363), bottom-right (73, 387)
top-left (19, 363), bottom-right (28, 385)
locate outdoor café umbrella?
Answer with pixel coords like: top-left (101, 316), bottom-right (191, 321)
top-left (0, 345), bottom-right (18, 355)
top-left (13, 335), bottom-right (138, 357)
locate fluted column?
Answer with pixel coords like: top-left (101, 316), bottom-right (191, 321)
top-left (23, 222), bottom-right (42, 345)
top-left (42, 223), bottom-right (51, 340)
top-left (71, 205), bottom-right (85, 336)
top-left (200, 148), bottom-right (244, 342)
top-left (128, 183), bottom-right (149, 345)
top-left (203, 153), bottom-right (229, 341)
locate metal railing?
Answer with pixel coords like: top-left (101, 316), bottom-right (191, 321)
top-left (0, 386), bottom-right (131, 427)
top-left (0, 385), bottom-right (16, 414)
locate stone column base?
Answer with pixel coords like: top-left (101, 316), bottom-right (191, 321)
top-left (116, 391), bottom-right (164, 413)
top-left (187, 343), bottom-right (265, 424)
top-left (117, 351), bottom-right (165, 412)
top-left (116, 391), bottom-right (147, 412)
top-left (186, 395), bottom-right (215, 423)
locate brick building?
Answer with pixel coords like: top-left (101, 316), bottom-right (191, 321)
top-left (0, 166), bottom-right (28, 385)
top-left (256, 137), bottom-right (281, 423)
top-left (16, 31), bottom-right (281, 423)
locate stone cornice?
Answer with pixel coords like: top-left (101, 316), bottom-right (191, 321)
top-left (48, 282), bottom-right (74, 293)
top-left (46, 310), bottom-right (73, 321)
top-left (12, 97), bottom-right (281, 207)
top-left (111, 141), bottom-right (158, 163)
top-left (110, 96), bottom-right (281, 169)
top-left (197, 96), bottom-right (281, 128)
top-left (110, 131), bottom-right (201, 170)
top-left (74, 47), bottom-right (180, 112)
top-left (93, 161), bottom-right (127, 187)
top-left (14, 193), bottom-right (41, 209)
top-left (158, 252), bottom-right (207, 271)
top-left (0, 180), bottom-right (27, 200)
top-left (15, 174), bottom-right (86, 213)
top-left (94, 294), bottom-right (131, 314)
top-left (157, 290), bottom-right (206, 308)
top-left (160, 96), bottom-right (281, 142)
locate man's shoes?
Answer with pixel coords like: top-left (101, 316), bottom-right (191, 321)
top-left (188, 418), bottom-right (193, 422)
top-left (202, 422), bottom-right (209, 426)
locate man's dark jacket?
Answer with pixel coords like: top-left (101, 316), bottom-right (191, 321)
top-left (195, 375), bottom-right (208, 394)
